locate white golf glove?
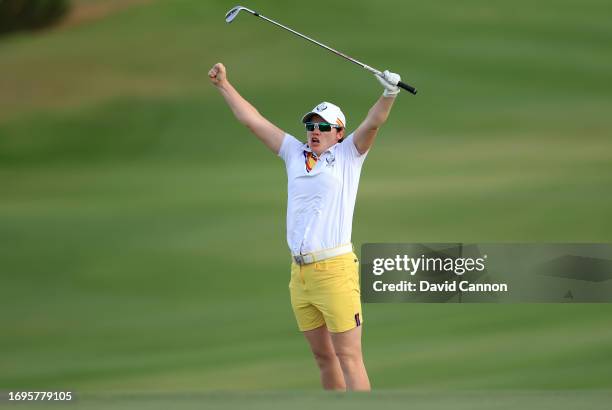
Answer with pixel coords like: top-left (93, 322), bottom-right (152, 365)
top-left (375, 70), bottom-right (401, 97)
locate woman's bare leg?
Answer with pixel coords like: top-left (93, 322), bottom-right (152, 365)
top-left (330, 326), bottom-right (370, 391)
top-left (303, 325), bottom-right (346, 390)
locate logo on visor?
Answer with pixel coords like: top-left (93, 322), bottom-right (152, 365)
top-left (315, 103), bottom-right (327, 112)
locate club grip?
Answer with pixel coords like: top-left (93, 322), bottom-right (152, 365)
top-left (398, 80), bottom-right (417, 95)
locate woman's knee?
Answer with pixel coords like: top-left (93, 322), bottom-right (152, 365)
top-left (334, 347), bottom-right (363, 368)
top-left (312, 348), bottom-right (338, 368)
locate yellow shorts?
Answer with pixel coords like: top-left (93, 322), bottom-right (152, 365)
top-left (289, 252), bottom-right (363, 333)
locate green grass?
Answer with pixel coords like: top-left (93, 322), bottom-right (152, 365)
top-left (1, 0), bottom-right (612, 407)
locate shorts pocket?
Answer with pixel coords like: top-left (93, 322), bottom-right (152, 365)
top-left (314, 259), bottom-right (347, 272)
top-left (289, 262), bottom-right (299, 289)
top-left (312, 261), bottom-right (351, 293)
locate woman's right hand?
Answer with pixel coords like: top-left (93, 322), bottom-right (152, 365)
top-left (208, 63), bottom-right (227, 87)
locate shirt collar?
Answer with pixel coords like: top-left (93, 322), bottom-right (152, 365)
top-left (303, 142), bottom-right (340, 157)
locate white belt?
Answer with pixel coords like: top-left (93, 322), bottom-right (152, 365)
top-left (292, 244), bottom-right (353, 265)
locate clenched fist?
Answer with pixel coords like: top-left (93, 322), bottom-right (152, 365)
top-left (208, 63), bottom-right (227, 87)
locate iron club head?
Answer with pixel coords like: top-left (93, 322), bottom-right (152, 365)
top-left (225, 6), bottom-right (256, 23)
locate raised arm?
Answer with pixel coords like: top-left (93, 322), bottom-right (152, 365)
top-left (208, 63), bottom-right (285, 154)
top-left (353, 70), bottom-right (401, 155)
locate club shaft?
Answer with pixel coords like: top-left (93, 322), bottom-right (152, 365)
top-left (245, 9), bottom-right (417, 95)
top-left (255, 13), bottom-right (380, 75)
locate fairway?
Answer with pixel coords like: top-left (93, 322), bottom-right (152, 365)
top-left (1, 0), bottom-right (612, 406)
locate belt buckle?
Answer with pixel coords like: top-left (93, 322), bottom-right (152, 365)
top-left (294, 255), bottom-right (305, 265)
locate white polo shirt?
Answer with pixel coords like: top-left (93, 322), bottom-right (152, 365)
top-left (278, 132), bottom-right (368, 256)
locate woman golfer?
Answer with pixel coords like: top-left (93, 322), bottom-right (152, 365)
top-left (209, 62), bottom-right (400, 391)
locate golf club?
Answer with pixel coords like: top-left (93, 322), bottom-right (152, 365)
top-left (224, 5), bottom-right (417, 95)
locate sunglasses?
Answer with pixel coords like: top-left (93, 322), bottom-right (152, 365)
top-left (305, 122), bottom-right (342, 132)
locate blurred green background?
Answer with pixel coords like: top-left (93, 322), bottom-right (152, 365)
top-left (1, 0), bottom-right (611, 408)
